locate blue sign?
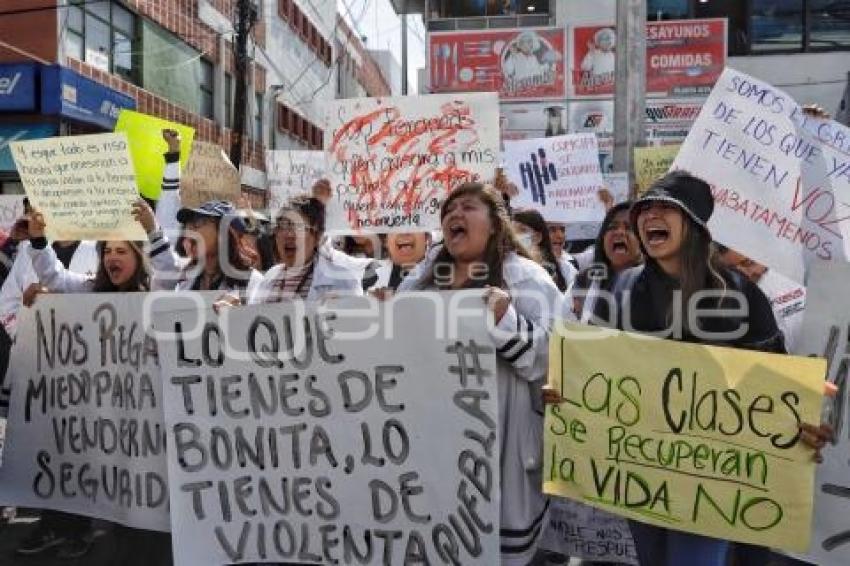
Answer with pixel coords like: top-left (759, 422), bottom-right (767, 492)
top-left (0, 64), bottom-right (37, 111)
top-left (41, 65), bottom-right (136, 129)
top-left (0, 124), bottom-right (58, 172)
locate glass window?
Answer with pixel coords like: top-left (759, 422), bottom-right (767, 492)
top-left (809, 0), bottom-right (850, 48)
top-left (67, 5), bottom-right (84, 32)
top-left (113, 3), bottom-right (134, 34)
top-left (225, 73), bottom-right (233, 128)
top-left (85, 1), bottom-right (110, 21)
top-left (648, 0), bottom-right (689, 20)
top-left (113, 30), bottom-right (132, 79)
top-left (65, 31), bottom-right (84, 60)
top-left (254, 93), bottom-right (263, 141)
top-left (200, 60), bottom-right (214, 119)
top-left (750, 0), bottom-right (804, 51)
top-left (84, 13), bottom-right (111, 66)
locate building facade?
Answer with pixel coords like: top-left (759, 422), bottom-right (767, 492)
top-left (336, 15), bottom-right (392, 99)
top-left (0, 0), bottom-right (273, 203)
top-left (398, 0), bottom-right (849, 156)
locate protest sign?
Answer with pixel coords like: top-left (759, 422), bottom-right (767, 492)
top-left (540, 499), bottom-right (637, 565)
top-left (429, 28), bottom-right (566, 100)
top-left (634, 145), bottom-right (681, 195)
top-left (11, 133), bottom-right (147, 241)
top-left (180, 141), bottom-right (241, 208)
top-left (793, 260), bottom-right (850, 565)
top-left (0, 194), bottom-right (25, 232)
top-left (564, 173), bottom-right (630, 241)
top-left (0, 293), bottom-right (169, 531)
top-left (266, 150), bottom-right (326, 214)
top-left (544, 322), bottom-right (825, 552)
top-left (504, 133), bottom-right (607, 223)
top-left (323, 93), bottom-right (500, 233)
top-left (571, 19), bottom-right (726, 98)
top-left (154, 294), bottom-right (500, 565)
top-left (114, 109), bottom-right (195, 200)
top-left (672, 67), bottom-right (850, 283)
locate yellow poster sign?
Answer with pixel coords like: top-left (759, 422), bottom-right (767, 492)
top-left (11, 133), bottom-right (147, 241)
top-left (634, 145), bottom-right (680, 194)
top-left (544, 323), bottom-right (825, 552)
top-left (114, 110), bottom-right (194, 199)
top-left (180, 141), bottom-right (241, 207)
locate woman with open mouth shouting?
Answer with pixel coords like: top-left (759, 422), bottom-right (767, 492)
top-left (591, 171), bottom-right (832, 566)
top-left (25, 208), bottom-right (150, 295)
top-left (397, 182), bottom-right (572, 566)
top-left (572, 200), bottom-right (642, 320)
top-left (21, 207), bottom-right (174, 565)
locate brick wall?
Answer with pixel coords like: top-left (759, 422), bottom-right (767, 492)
top-left (335, 16), bottom-right (391, 97)
top-left (0, 1), bottom-right (58, 64)
top-left (67, 58), bottom-right (266, 171)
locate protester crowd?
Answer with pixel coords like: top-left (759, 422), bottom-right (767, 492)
top-left (0, 123), bottom-right (835, 566)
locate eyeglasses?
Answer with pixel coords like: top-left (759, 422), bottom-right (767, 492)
top-left (275, 219), bottom-right (315, 234)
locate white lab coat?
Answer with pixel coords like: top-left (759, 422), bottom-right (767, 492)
top-left (0, 241), bottom-right (98, 338)
top-left (399, 246), bottom-right (574, 565)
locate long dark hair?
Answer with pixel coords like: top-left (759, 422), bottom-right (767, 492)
top-left (181, 215), bottom-right (253, 289)
top-left (92, 241), bottom-right (150, 293)
top-left (633, 190), bottom-right (726, 333)
top-left (590, 201), bottom-right (633, 285)
top-left (513, 209), bottom-right (567, 291)
top-left (417, 183), bottom-right (531, 289)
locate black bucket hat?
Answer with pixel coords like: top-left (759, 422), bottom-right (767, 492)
top-left (631, 171), bottom-right (714, 234)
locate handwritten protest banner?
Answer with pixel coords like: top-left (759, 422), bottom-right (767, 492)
top-left (634, 144), bottom-right (680, 195)
top-left (544, 322), bottom-right (825, 552)
top-left (266, 150), bottom-right (326, 214)
top-left (541, 499), bottom-right (637, 564)
top-left (154, 294), bottom-right (500, 565)
top-left (323, 93), bottom-right (500, 233)
top-left (115, 109), bottom-right (195, 200)
top-left (11, 133), bottom-right (147, 241)
top-left (673, 68), bottom-right (850, 283)
top-left (793, 260), bottom-right (850, 565)
top-left (180, 141), bottom-right (241, 208)
top-left (0, 294), bottom-right (169, 531)
top-left (504, 133), bottom-right (607, 223)
top-left (0, 194), bottom-right (25, 233)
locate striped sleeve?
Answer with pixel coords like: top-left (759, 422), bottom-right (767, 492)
top-left (155, 151), bottom-right (182, 235)
top-left (148, 229), bottom-right (182, 291)
top-left (490, 302), bottom-right (548, 381)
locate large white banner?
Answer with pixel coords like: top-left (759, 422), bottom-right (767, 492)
top-left (154, 294), bottom-right (500, 565)
top-left (0, 294), bottom-right (170, 531)
top-left (794, 261), bottom-right (850, 566)
top-left (504, 133), bottom-right (607, 223)
top-left (673, 67), bottom-right (850, 283)
top-left (322, 93), bottom-right (500, 233)
top-left (266, 150), bottom-right (327, 215)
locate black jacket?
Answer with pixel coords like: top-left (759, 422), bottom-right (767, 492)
top-left (594, 261), bottom-right (786, 353)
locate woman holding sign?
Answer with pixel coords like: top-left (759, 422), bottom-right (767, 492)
top-left (22, 210), bottom-right (172, 564)
top-left (397, 182), bottom-right (572, 566)
top-left (591, 171), bottom-right (831, 566)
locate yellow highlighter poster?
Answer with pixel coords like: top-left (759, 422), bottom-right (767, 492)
top-left (544, 323), bottom-right (825, 552)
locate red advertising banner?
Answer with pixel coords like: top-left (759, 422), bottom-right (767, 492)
top-left (571, 18), bottom-right (727, 98)
top-left (429, 28), bottom-right (566, 100)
